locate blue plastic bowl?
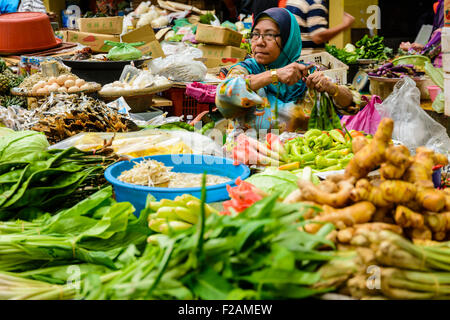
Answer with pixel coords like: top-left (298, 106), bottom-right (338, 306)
top-left (104, 154), bottom-right (250, 216)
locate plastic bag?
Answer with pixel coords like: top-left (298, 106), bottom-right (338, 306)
top-left (186, 82), bottom-right (217, 103)
top-left (49, 129), bottom-right (224, 157)
top-left (148, 51), bottom-right (207, 82)
top-left (105, 41), bottom-right (145, 61)
top-left (340, 95), bottom-right (382, 135)
top-left (375, 77), bottom-right (450, 156)
top-left (432, 91), bottom-right (445, 113)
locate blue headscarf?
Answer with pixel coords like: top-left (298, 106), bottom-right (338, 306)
top-left (238, 7), bottom-right (307, 103)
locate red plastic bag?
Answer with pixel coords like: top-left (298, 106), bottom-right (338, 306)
top-left (340, 95), bottom-right (382, 135)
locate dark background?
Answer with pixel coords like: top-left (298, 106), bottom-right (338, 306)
top-left (378, 0), bottom-right (436, 49)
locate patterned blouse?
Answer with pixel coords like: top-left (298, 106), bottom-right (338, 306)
top-left (216, 64), bottom-right (362, 141)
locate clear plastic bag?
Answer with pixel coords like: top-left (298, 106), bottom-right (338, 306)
top-left (49, 129), bottom-right (224, 158)
top-left (375, 77), bottom-right (450, 156)
top-left (148, 50), bottom-right (207, 82)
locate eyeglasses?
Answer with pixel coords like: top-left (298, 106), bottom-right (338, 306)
top-left (249, 32), bottom-right (281, 42)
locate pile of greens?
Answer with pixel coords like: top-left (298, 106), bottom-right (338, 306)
top-left (356, 35), bottom-right (392, 60)
top-left (326, 35), bottom-right (393, 64)
top-left (0, 177), bottom-right (339, 300)
top-left (80, 185), bottom-right (337, 300)
top-left (0, 131), bottom-right (121, 220)
top-left (0, 186), bottom-right (151, 273)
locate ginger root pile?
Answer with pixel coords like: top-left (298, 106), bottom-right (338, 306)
top-left (285, 117), bottom-right (449, 243)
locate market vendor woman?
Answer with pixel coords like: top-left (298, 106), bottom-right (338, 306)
top-left (216, 7), bottom-right (361, 136)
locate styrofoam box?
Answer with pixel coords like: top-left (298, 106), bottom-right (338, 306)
top-left (444, 72), bottom-right (450, 116)
top-left (442, 28), bottom-right (450, 73)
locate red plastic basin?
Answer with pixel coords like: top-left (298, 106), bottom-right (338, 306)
top-left (0, 12), bottom-right (61, 54)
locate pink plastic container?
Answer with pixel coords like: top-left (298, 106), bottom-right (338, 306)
top-left (427, 85), bottom-right (442, 102)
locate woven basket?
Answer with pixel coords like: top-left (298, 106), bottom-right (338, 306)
top-left (299, 52), bottom-right (349, 85)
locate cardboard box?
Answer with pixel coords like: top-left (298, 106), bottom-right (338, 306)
top-left (65, 31), bottom-right (120, 53)
top-left (195, 24), bottom-right (243, 47)
top-left (445, 0), bottom-right (450, 27)
top-left (198, 44), bottom-right (247, 60)
top-left (197, 57), bottom-right (242, 68)
top-left (121, 25), bottom-right (165, 58)
top-left (78, 17), bottom-right (124, 35)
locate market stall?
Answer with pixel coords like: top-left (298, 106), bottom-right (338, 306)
top-left (0, 0), bottom-right (449, 303)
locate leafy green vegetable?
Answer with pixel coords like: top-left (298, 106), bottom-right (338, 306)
top-left (0, 186), bottom-right (151, 272)
top-left (0, 130), bottom-right (49, 162)
top-left (245, 168), bottom-right (299, 199)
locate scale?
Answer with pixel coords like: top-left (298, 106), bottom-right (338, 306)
top-left (352, 70), bottom-right (370, 93)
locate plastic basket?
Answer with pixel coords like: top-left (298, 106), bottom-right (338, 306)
top-left (163, 87), bottom-right (211, 117)
top-left (298, 52), bottom-right (349, 85)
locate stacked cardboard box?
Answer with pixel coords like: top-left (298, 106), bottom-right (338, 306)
top-left (195, 24), bottom-right (248, 68)
top-left (62, 17), bottom-right (124, 53)
top-left (62, 18), bottom-right (165, 58)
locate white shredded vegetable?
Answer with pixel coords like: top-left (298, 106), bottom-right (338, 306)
top-left (117, 159), bottom-right (230, 188)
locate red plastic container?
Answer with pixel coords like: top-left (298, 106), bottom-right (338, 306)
top-left (163, 87), bottom-right (210, 117)
top-left (0, 12), bottom-right (61, 54)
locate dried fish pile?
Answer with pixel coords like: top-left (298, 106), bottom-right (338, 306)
top-left (28, 93), bottom-right (138, 144)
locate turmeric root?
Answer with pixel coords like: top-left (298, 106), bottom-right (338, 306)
top-left (298, 179), bottom-right (354, 208)
top-left (425, 211), bottom-right (450, 232)
top-left (304, 201), bottom-right (376, 234)
top-left (344, 118), bottom-right (394, 180)
top-left (394, 205), bottom-right (424, 229)
top-left (380, 145), bottom-right (412, 180)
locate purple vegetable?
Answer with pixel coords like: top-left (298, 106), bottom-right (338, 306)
top-left (368, 72), bottom-right (378, 76)
top-left (380, 62), bottom-right (393, 69)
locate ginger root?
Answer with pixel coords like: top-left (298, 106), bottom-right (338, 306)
top-left (337, 222), bottom-right (403, 244)
top-left (403, 147), bottom-right (441, 188)
top-left (350, 179), bottom-right (392, 207)
top-left (394, 205), bottom-right (424, 229)
top-left (351, 136), bottom-right (369, 154)
top-left (317, 180), bottom-right (339, 194)
top-left (344, 118), bottom-right (394, 180)
top-left (406, 227), bottom-right (432, 241)
top-left (415, 187), bottom-right (446, 212)
top-left (379, 180), bottom-right (417, 204)
top-left (380, 145), bottom-right (412, 180)
top-left (304, 201), bottom-right (376, 234)
top-left (297, 179), bottom-right (354, 208)
top-left (425, 211), bottom-right (450, 232)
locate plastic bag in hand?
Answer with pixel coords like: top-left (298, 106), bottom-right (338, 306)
top-left (375, 76), bottom-right (450, 156)
top-left (340, 95), bottom-right (382, 135)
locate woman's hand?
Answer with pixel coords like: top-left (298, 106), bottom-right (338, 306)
top-left (305, 71), bottom-right (336, 94)
top-left (276, 63), bottom-right (313, 86)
